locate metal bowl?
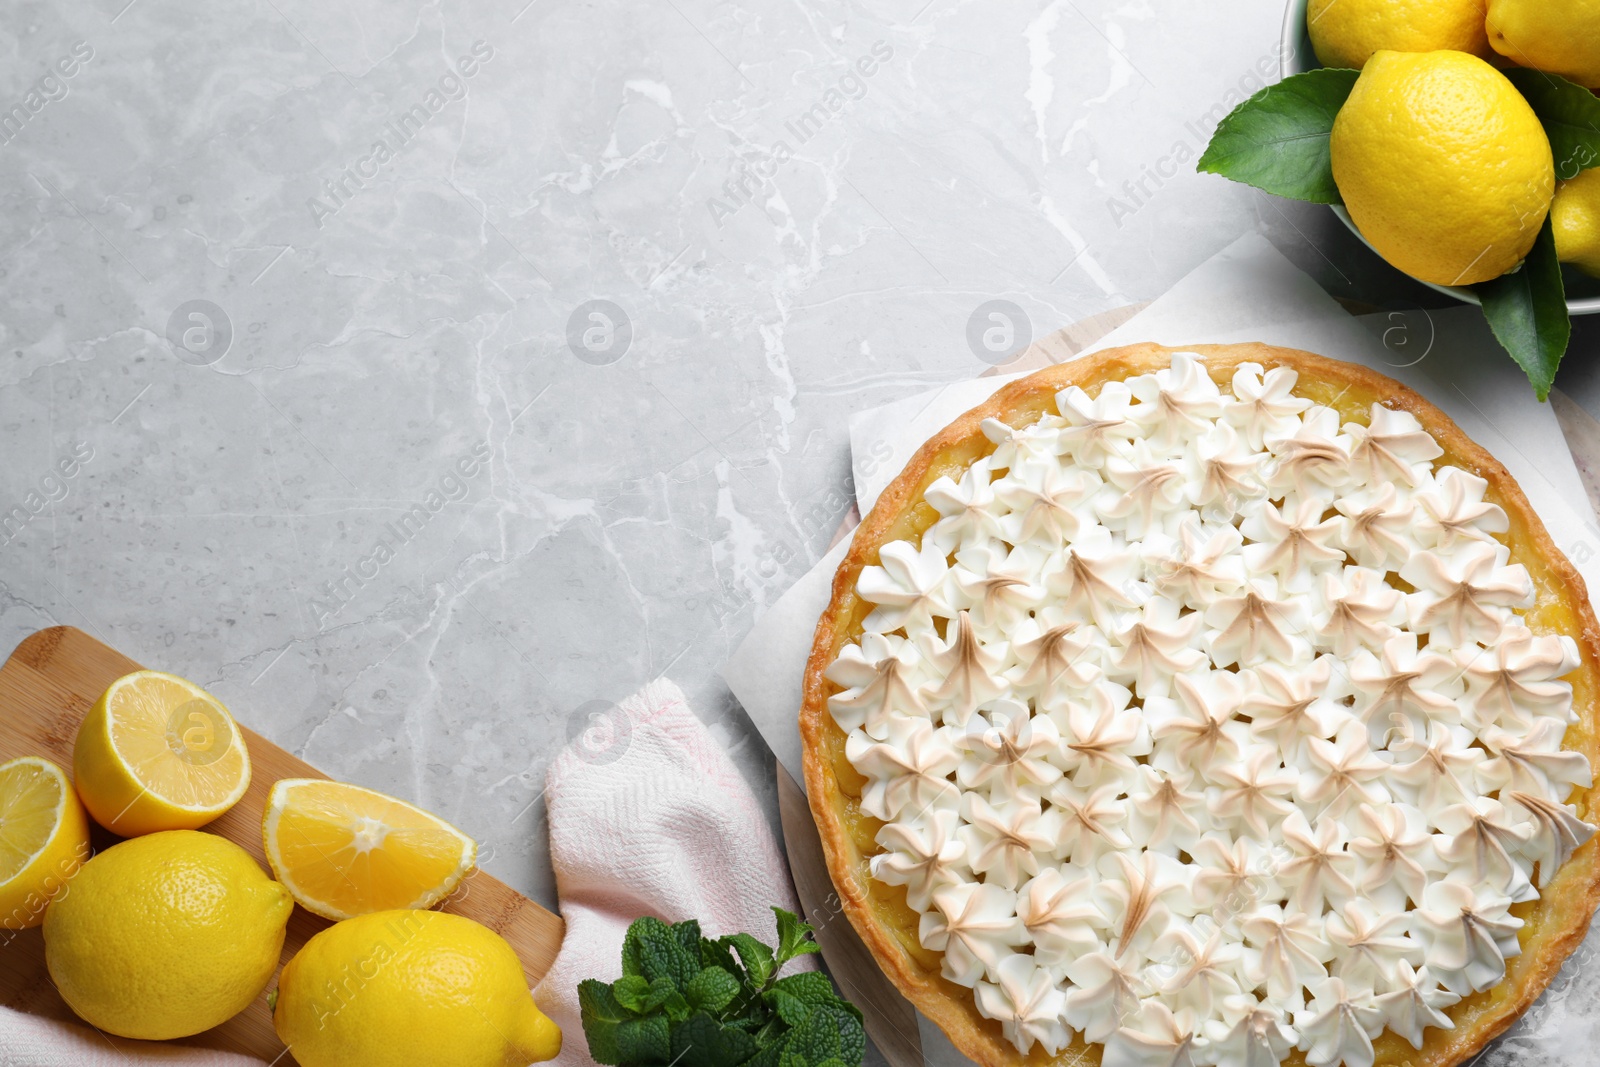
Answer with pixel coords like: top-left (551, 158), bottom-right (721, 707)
top-left (1279, 0), bottom-right (1600, 314)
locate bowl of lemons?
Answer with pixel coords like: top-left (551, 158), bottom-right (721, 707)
top-left (1277, 0), bottom-right (1600, 317)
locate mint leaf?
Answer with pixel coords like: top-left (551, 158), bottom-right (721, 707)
top-left (771, 973), bottom-right (856, 1018)
top-left (670, 1013), bottom-right (760, 1067)
top-left (699, 936), bottom-right (744, 981)
top-left (772, 908), bottom-right (821, 967)
top-left (624, 917), bottom-right (702, 989)
top-left (768, 989), bottom-right (811, 1027)
top-left (1502, 69), bottom-right (1600, 180)
top-left (1197, 68), bottom-right (1359, 203)
top-left (685, 966), bottom-right (742, 1015)
top-left (612, 975), bottom-right (654, 1014)
top-left (615, 1015), bottom-right (673, 1064)
top-left (580, 979), bottom-right (633, 1065)
top-left (720, 932), bottom-right (776, 989)
top-left (1475, 215), bottom-right (1571, 400)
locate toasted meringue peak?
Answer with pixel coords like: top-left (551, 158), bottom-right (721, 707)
top-left (954, 699), bottom-right (1061, 794)
top-left (1479, 717), bottom-right (1594, 798)
top-left (1053, 682), bottom-right (1151, 785)
top-left (1324, 899), bottom-right (1421, 991)
top-left (1007, 619), bottom-right (1099, 699)
top-left (1241, 496), bottom-right (1344, 591)
top-left (1332, 483), bottom-right (1416, 571)
top-left (1458, 627), bottom-right (1580, 729)
top-left (857, 539), bottom-right (952, 632)
top-left (1104, 852), bottom-right (1185, 960)
top-left (1279, 810), bottom-right (1357, 914)
top-left (1226, 362), bottom-right (1312, 448)
top-left (1204, 580), bottom-right (1307, 668)
top-left (1154, 919), bottom-right (1244, 1018)
top-left (923, 456), bottom-right (1003, 553)
top-left (1348, 803), bottom-right (1434, 906)
top-left (846, 716), bottom-right (960, 820)
top-left (1414, 467), bottom-right (1508, 550)
top-left (993, 460), bottom-right (1099, 546)
top-left (1064, 949), bottom-right (1151, 1043)
top-left (1265, 406), bottom-right (1351, 493)
top-left (975, 954), bottom-right (1071, 1054)
top-left (1206, 998), bottom-right (1298, 1067)
top-left (1371, 961), bottom-right (1458, 1049)
top-left (823, 353), bottom-right (1591, 1062)
top-left (1414, 881), bottom-right (1522, 995)
top-left (1047, 778), bottom-right (1133, 862)
top-left (958, 792), bottom-right (1052, 891)
top-left (1241, 657), bottom-right (1349, 752)
top-left (1102, 439), bottom-right (1188, 539)
top-left (1400, 541), bottom-right (1533, 648)
top-left (920, 611), bottom-right (1005, 726)
top-left (1102, 1001), bottom-right (1202, 1067)
top-left (1241, 903), bottom-right (1332, 1004)
top-left (872, 808), bottom-right (970, 911)
top-left (1294, 977), bottom-right (1382, 1067)
top-left (1126, 765), bottom-right (1207, 853)
top-left (1505, 789), bottom-right (1596, 886)
top-left (920, 881), bottom-right (1026, 987)
top-left (825, 631), bottom-right (929, 738)
top-left (1434, 796), bottom-right (1536, 902)
top-left (1055, 381), bottom-right (1138, 468)
top-left (1017, 868), bottom-right (1108, 966)
top-left (1344, 404), bottom-right (1443, 487)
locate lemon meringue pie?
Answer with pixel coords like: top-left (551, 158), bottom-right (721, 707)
top-left (801, 343), bottom-right (1600, 1067)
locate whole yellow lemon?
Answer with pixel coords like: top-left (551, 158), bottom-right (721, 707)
top-left (1308, 0), bottom-right (1490, 69)
top-left (1488, 0), bottom-right (1600, 89)
top-left (43, 830), bottom-right (292, 1040)
top-left (274, 909), bottom-right (561, 1067)
top-left (1331, 50), bottom-right (1554, 286)
top-left (1553, 167), bottom-right (1600, 276)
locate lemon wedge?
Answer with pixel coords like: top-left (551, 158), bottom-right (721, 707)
top-left (0, 757), bottom-right (90, 929)
top-left (262, 778), bottom-right (476, 921)
top-left (74, 670), bottom-right (251, 837)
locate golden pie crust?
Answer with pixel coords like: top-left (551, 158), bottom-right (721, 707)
top-left (800, 342), bottom-right (1600, 1067)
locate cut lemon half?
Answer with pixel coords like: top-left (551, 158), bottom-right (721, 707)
top-left (263, 778), bottom-right (477, 921)
top-left (0, 757), bottom-right (90, 929)
top-left (74, 670), bottom-right (252, 837)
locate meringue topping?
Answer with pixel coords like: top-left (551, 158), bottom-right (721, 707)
top-left (827, 352), bottom-right (1593, 1064)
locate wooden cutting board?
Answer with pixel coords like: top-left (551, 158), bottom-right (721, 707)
top-left (777, 308), bottom-right (1600, 1067)
top-left (0, 626), bottom-right (565, 1064)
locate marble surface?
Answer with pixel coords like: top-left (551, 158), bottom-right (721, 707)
top-left (3, 0), bottom-right (1599, 923)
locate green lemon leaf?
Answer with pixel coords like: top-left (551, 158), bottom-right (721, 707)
top-left (1475, 215), bottom-right (1571, 400)
top-left (1197, 68), bottom-right (1360, 203)
top-left (773, 908), bottom-right (821, 968)
top-left (685, 966), bottom-right (743, 1015)
top-left (1502, 68), bottom-right (1600, 180)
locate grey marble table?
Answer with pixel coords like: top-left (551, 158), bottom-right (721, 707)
top-left (3, 0), bottom-right (1599, 919)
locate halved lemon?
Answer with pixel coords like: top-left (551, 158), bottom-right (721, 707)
top-left (74, 670), bottom-right (251, 837)
top-left (263, 778), bottom-right (477, 921)
top-left (0, 757), bottom-right (91, 929)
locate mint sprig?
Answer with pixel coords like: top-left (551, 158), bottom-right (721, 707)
top-left (1501, 69), bottom-right (1600, 180)
top-left (1196, 68), bottom-right (1358, 204)
top-left (580, 907), bottom-right (861, 1067)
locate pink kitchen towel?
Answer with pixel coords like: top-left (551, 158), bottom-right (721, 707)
top-left (0, 1005), bottom-right (266, 1066)
top-left (534, 678), bottom-right (807, 1067)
